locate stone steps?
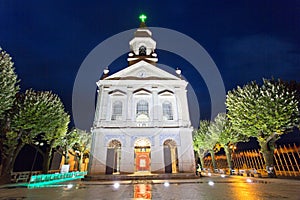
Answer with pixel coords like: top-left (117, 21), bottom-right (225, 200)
top-left (83, 173), bottom-right (199, 181)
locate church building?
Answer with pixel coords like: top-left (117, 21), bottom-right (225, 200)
top-left (88, 16), bottom-right (195, 175)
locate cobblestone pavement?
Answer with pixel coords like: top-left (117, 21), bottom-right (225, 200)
top-left (0, 175), bottom-right (299, 200)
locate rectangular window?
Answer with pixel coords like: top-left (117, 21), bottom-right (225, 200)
top-left (137, 100), bottom-right (149, 115)
top-left (111, 101), bottom-right (122, 120)
top-left (163, 102), bottom-right (173, 120)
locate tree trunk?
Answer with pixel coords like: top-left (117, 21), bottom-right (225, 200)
top-left (196, 150), bottom-right (204, 170)
top-left (42, 147), bottom-right (52, 174)
top-left (64, 146), bottom-right (69, 165)
top-left (200, 156), bottom-right (204, 170)
top-left (0, 172), bottom-right (11, 185)
top-left (209, 149), bottom-right (217, 171)
top-left (78, 153), bottom-right (83, 172)
top-left (0, 143), bottom-right (24, 184)
top-left (259, 139), bottom-right (276, 177)
top-left (224, 146), bottom-right (233, 174)
top-left (0, 157), bottom-right (12, 184)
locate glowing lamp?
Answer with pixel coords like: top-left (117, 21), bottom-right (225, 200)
top-left (113, 182), bottom-right (120, 189)
top-left (104, 67), bottom-right (109, 75)
top-left (175, 68), bottom-right (181, 75)
top-left (164, 182), bottom-right (170, 187)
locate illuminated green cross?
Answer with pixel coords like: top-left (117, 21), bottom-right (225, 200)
top-left (139, 14), bottom-right (147, 23)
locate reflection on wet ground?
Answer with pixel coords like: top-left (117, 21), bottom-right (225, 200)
top-left (0, 176), bottom-right (299, 200)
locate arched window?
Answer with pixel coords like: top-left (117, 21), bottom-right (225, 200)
top-left (163, 101), bottom-right (173, 120)
top-left (139, 46), bottom-right (146, 56)
top-left (136, 100), bottom-right (148, 116)
top-left (111, 101), bottom-right (122, 120)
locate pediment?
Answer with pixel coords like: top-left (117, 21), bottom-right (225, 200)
top-left (108, 90), bottom-right (126, 96)
top-left (158, 90), bottom-right (174, 96)
top-left (104, 60), bottom-right (180, 81)
top-left (133, 88), bottom-right (152, 95)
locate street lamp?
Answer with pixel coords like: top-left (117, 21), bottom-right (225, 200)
top-left (229, 144), bottom-right (237, 175)
top-left (30, 142), bottom-right (44, 178)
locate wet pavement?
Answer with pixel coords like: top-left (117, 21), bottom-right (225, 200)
top-left (0, 175), bottom-right (299, 200)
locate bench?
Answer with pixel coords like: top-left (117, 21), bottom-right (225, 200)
top-left (11, 172), bottom-right (31, 183)
top-left (16, 173), bottom-right (29, 182)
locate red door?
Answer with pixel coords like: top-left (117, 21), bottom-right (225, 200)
top-left (136, 152), bottom-right (150, 171)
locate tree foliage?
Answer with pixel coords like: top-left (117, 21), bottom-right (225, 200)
top-left (209, 113), bottom-right (245, 170)
top-left (0, 48), bottom-right (19, 181)
top-left (0, 47), bottom-right (19, 121)
top-left (227, 79), bottom-right (299, 141)
top-left (209, 113), bottom-right (245, 149)
top-left (1, 89), bottom-right (69, 176)
top-left (56, 128), bottom-right (80, 164)
top-left (226, 78), bottom-right (299, 175)
top-left (25, 90), bottom-right (70, 173)
top-left (71, 129), bottom-right (91, 171)
top-left (193, 120), bottom-right (219, 169)
top-left (193, 121), bottom-right (212, 152)
top-left (282, 80), bottom-right (300, 129)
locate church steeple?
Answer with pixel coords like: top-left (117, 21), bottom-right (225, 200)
top-left (127, 14), bottom-right (158, 65)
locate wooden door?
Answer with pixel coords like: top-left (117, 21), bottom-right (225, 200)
top-left (164, 146), bottom-right (172, 173)
top-left (136, 152), bottom-right (150, 171)
top-left (105, 148), bottom-right (114, 174)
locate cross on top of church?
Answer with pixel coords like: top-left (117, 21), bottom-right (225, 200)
top-left (139, 14), bottom-right (147, 23)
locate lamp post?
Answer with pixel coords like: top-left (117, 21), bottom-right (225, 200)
top-left (229, 144), bottom-right (237, 175)
top-left (30, 142), bottom-right (44, 176)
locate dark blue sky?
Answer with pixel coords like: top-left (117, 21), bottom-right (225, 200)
top-left (1, 0), bottom-right (299, 128)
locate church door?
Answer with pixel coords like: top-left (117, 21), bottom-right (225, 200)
top-left (135, 148), bottom-right (150, 172)
top-left (105, 148), bottom-right (115, 174)
top-left (134, 138), bottom-right (151, 172)
top-left (105, 140), bottom-right (121, 174)
top-left (164, 139), bottom-right (178, 173)
top-left (164, 146), bottom-right (172, 173)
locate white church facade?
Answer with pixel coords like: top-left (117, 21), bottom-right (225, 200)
top-left (88, 19), bottom-right (195, 175)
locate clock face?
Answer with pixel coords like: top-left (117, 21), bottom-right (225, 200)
top-left (138, 71), bottom-right (146, 78)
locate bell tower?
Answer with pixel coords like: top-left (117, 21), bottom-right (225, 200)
top-left (127, 14), bottom-right (158, 65)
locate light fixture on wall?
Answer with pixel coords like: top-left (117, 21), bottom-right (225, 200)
top-left (175, 68), bottom-right (181, 76)
top-left (104, 67), bottom-right (109, 75)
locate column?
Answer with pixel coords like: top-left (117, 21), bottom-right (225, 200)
top-left (152, 88), bottom-right (159, 121)
top-left (126, 88), bottom-right (133, 121)
top-left (174, 87), bottom-right (183, 124)
top-left (100, 88), bottom-right (109, 120)
top-left (93, 86), bottom-right (102, 127)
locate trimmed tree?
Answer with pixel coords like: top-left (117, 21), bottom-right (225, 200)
top-left (30, 95), bottom-right (69, 174)
top-left (193, 120), bottom-right (218, 170)
top-left (226, 79), bottom-right (299, 177)
top-left (209, 113), bottom-right (245, 173)
top-left (0, 47), bottom-right (19, 120)
top-left (0, 47), bottom-right (19, 183)
top-left (71, 129), bottom-right (91, 171)
top-left (282, 80), bottom-right (300, 129)
top-left (11, 89), bottom-right (69, 174)
top-left (1, 90), bottom-right (62, 181)
top-left (57, 128), bottom-right (80, 165)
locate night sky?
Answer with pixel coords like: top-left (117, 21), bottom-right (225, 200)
top-left (1, 1), bottom-right (299, 132)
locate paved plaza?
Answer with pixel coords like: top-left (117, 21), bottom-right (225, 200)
top-left (0, 175), bottom-right (299, 200)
